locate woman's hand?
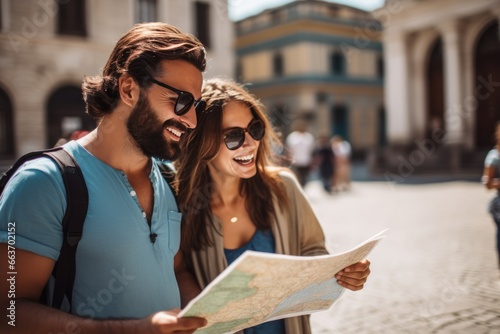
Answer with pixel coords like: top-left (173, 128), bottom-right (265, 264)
top-left (335, 259), bottom-right (371, 291)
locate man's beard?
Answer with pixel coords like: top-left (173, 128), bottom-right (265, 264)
top-left (127, 92), bottom-right (187, 161)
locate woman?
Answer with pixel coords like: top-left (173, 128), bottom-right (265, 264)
top-left (331, 135), bottom-right (351, 192)
top-left (482, 123), bottom-right (500, 270)
top-left (176, 79), bottom-right (370, 333)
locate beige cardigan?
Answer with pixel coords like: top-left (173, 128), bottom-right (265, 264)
top-left (190, 170), bottom-right (329, 334)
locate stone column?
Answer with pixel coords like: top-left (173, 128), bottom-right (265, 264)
top-left (382, 31), bottom-right (412, 145)
top-left (439, 20), bottom-right (465, 145)
top-left (438, 20), bottom-right (465, 170)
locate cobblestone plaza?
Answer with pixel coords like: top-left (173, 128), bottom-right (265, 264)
top-left (307, 180), bottom-right (499, 333)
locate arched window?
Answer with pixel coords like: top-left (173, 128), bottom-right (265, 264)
top-left (195, 1), bottom-right (211, 49)
top-left (0, 87), bottom-right (14, 158)
top-left (273, 52), bottom-right (284, 77)
top-left (57, 0), bottom-right (87, 37)
top-left (330, 51), bottom-right (345, 75)
top-left (46, 85), bottom-right (95, 147)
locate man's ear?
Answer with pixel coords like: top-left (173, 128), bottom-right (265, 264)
top-left (118, 74), bottom-right (140, 107)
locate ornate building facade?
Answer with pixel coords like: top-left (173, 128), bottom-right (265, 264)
top-left (0, 0), bottom-right (233, 159)
top-left (376, 0), bottom-right (500, 171)
top-left (235, 0), bottom-right (384, 155)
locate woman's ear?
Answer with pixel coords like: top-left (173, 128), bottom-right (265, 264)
top-left (118, 74), bottom-right (140, 107)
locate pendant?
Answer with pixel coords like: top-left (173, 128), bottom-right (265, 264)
top-left (230, 217), bottom-right (238, 224)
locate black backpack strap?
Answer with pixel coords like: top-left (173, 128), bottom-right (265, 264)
top-left (0, 147), bottom-right (63, 190)
top-left (1, 147), bottom-right (88, 310)
top-left (46, 149), bottom-right (88, 310)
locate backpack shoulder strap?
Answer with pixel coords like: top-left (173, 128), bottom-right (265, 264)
top-left (1, 147), bottom-right (88, 310)
top-left (44, 149), bottom-right (88, 310)
top-left (0, 147), bottom-right (62, 190)
top-left (45, 149), bottom-right (89, 247)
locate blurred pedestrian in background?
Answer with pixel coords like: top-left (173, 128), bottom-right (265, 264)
top-left (313, 134), bottom-right (335, 194)
top-left (332, 135), bottom-right (351, 191)
top-left (285, 120), bottom-right (315, 187)
top-left (482, 122), bottom-right (500, 270)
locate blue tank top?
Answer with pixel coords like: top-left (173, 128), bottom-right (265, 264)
top-left (224, 229), bottom-right (286, 334)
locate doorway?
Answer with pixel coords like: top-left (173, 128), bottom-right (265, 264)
top-left (475, 22), bottom-right (500, 148)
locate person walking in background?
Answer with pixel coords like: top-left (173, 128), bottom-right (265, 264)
top-left (482, 123), bottom-right (500, 270)
top-left (285, 119), bottom-right (315, 187)
top-left (313, 134), bottom-right (335, 194)
top-left (0, 23), bottom-right (207, 333)
top-left (332, 135), bottom-right (351, 191)
top-left (175, 79), bottom-right (371, 334)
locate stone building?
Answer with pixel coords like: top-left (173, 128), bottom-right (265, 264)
top-left (375, 0), bottom-right (500, 172)
top-left (0, 0), bottom-right (233, 159)
top-left (234, 0), bottom-right (384, 155)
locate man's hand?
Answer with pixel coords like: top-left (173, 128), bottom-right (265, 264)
top-left (147, 309), bottom-right (206, 334)
top-left (335, 259), bottom-right (371, 291)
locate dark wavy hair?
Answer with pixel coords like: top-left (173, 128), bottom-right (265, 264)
top-left (82, 22), bottom-right (206, 118)
top-left (175, 79), bottom-right (289, 254)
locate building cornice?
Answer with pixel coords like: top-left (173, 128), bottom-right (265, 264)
top-left (244, 74), bottom-right (384, 90)
top-left (236, 31), bottom-right (382, 56)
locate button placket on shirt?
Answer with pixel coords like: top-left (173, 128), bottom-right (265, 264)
top-left (149, 167), bottom-right (160, 231)
top-left (120, 172), bottom-right (148, 225)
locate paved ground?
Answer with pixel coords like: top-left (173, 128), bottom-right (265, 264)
top-left (304, 179), bottom-right (500, 334)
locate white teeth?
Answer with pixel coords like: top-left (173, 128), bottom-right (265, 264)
top-left (167, 127), bottom-right (183, 137)
top-left (234, 154), bottom-right (254, 161)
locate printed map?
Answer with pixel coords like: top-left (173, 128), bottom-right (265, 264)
top-left (179, 230), bottom-right (386, 334)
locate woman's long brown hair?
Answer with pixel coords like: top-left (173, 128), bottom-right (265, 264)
top-left (175, 79), bottom-right (289, 254)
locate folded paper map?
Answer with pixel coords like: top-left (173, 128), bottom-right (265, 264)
top-left (179, 230), bottom-right (387, 334)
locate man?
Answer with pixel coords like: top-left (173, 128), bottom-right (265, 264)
top-left (0, 23), bottom-right (206, 333)
top-left (285, 120), bottom-right (315, 187)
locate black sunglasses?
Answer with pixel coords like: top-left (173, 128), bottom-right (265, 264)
top-left (149, 78), bottom-right (206, 116)
top-left (222, 119), bottom-right (265, 150)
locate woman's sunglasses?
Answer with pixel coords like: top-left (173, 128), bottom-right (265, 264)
top-left (149, 78), bottom-right (206, 116)
top-left (223, 119), bottom-right (265, 150)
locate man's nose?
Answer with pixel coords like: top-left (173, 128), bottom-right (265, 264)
top-left (179, 106), bottom-right (197, 129)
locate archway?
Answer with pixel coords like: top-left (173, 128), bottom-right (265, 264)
top-left (426, 38), bottom-right (444, 137)
top-left (46, 85), bottom-right (94, 147)
top-left (331, 104), bottom-right (349, 140)
top-left (0, 86), bottom-right (14, 158)
top-left (475, 22), bottom-right (500, 148)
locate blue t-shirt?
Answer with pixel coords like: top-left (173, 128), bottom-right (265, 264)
top-left (0, 141), bottom-right (182, 318)
top-left (224, 229), bottom-right (286, 334)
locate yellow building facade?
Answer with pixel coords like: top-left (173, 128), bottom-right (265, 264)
top-left (235, 0), bottom-right (384, 154)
